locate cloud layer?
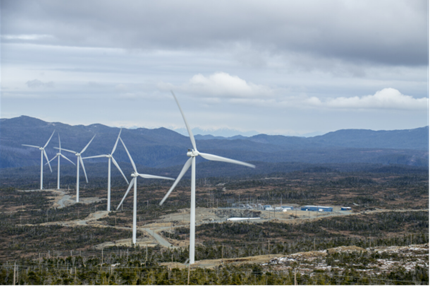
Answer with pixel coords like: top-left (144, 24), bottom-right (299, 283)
top-left (159, 72), bottom-right (272, 98)
top-left (1, 1), bottom-right (428, 136)
top-left (161, 74), bottom-right (428, 111)
top-left (308, 88), bottom-right (428, 110)
top-left (2, 0), bottom-right (428, 66)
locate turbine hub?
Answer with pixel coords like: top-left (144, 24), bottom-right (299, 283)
top-left (187, 149), bottom-right (199, 157)
top-left (131, 172), bottom-right (138, 177)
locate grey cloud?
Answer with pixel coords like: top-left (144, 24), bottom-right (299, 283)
top-left (2, 0), bottom-right (428, 66)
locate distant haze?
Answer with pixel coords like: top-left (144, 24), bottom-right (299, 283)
top-left (173, 127), bottom-right (259, 138)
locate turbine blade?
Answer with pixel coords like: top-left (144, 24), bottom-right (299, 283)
top-left (119, 137), bottom-right (137, 173)
top-left (44, 150), bottom-right (52, 172)
top-left (80, 156), bottom-right (89, 183)
top-left (22, 144), bottom-right (40, 149)
top-left (47, 154), bottom-right (59, 164)
top-left (111, 129), bottom-right (122, 154)
top-left (199, 152), bottom-right (255, 168)
top-left (171, 91), bottom-right (197, 151)
top-left (159, 158), bottom-right (192, 206)
top-left (117, 179), bottom-right (135, 210)
top-left (112, 157), bottom-right (129, 184)
top-left (138, 174), bottom-right (174, 180)
top-left (82, 155), bottom-right (108, 159)
top-left (56, 147), bottom-right (77, 154)
top-left (60, 154), bottom-right (76, 165)
top-left (43, 130), bottom-right (55, 148)
top-left (80, 135), bottom-right (96, 154)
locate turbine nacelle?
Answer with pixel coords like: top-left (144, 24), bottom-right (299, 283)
top-left (187, 149), bottom-right (199, 157)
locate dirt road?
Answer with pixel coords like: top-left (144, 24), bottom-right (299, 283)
top-left (144, 228), bottom-right (173, 248)
top-left (38, 210), bottom-right (110, 227)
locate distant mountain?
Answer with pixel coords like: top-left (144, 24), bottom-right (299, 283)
top-left (195, 134), bottom-right (248, 141)
top-left (0, 116), bottom-right (428, 170)
top-left (310, 128), bottom-right (429, 150)
top-left (246, 127), bottom-right (429, 150)
top-left (174, 127), bottom-right (258, 137)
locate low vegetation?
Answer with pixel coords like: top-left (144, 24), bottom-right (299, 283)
top-left (0, 166), bottom-right (428, 284)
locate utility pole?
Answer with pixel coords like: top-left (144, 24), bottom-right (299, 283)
top-left (13, 262), bottom-right (16, 285)
top-left (187, 263), bottom-right (191, 285)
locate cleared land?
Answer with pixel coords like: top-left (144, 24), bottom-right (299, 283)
top-left (0, 170), bottom-right (428, 270)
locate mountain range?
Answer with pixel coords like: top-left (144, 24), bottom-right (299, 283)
top-left (0, 116), bottom-right (428, 172)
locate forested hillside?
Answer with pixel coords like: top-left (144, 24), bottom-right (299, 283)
top-left (0, 116), bottom-right (428, 171)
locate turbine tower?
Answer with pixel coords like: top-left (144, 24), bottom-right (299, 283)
top-left (47, 134), bottom-right (76, 189)
top-left (83, 129), bottom-right (129, 211)
top-left (22, 130), bottom-right (55, 190)
top-left (58, 135), bottom-right (95, 202)
top-left (159, 91), bottom-right (255, 265)
top-left (116, 137), bottom-right (174, 244)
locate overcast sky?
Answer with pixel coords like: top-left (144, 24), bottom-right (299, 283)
top-left (1, 0), bottom-right (429, 136)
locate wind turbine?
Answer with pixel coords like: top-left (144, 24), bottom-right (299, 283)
top-left (22, 130), bottom-right (55, 190)
top-left (116, 137), bottom-right (174, 244)
top-left (159, 91), bottom-right (255, 265)
top-left (83, 130), bottom-right (129, 211)
top-left (47, 134), bottom-right (75, 189)
top-left (57, 135), bottom-right (96, 202)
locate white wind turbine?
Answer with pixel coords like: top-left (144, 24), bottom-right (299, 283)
top-left (116, 137), bottom-right (174, 245)
top-left (83, 130), bottom-right (129, 211)
top-left (159, 91), bottom-right (255, 265)
top-left (47, 134), bottom-right (75, 189)
top-left (22, 130), bottom-right (55, 190)
top-left (57, 135), bottom-right (96, 202)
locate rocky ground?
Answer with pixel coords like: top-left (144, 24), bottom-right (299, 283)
top-left (264, 243), bottom-right (429, 280)
top-left (160, 243), bottom-right (429, 278)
